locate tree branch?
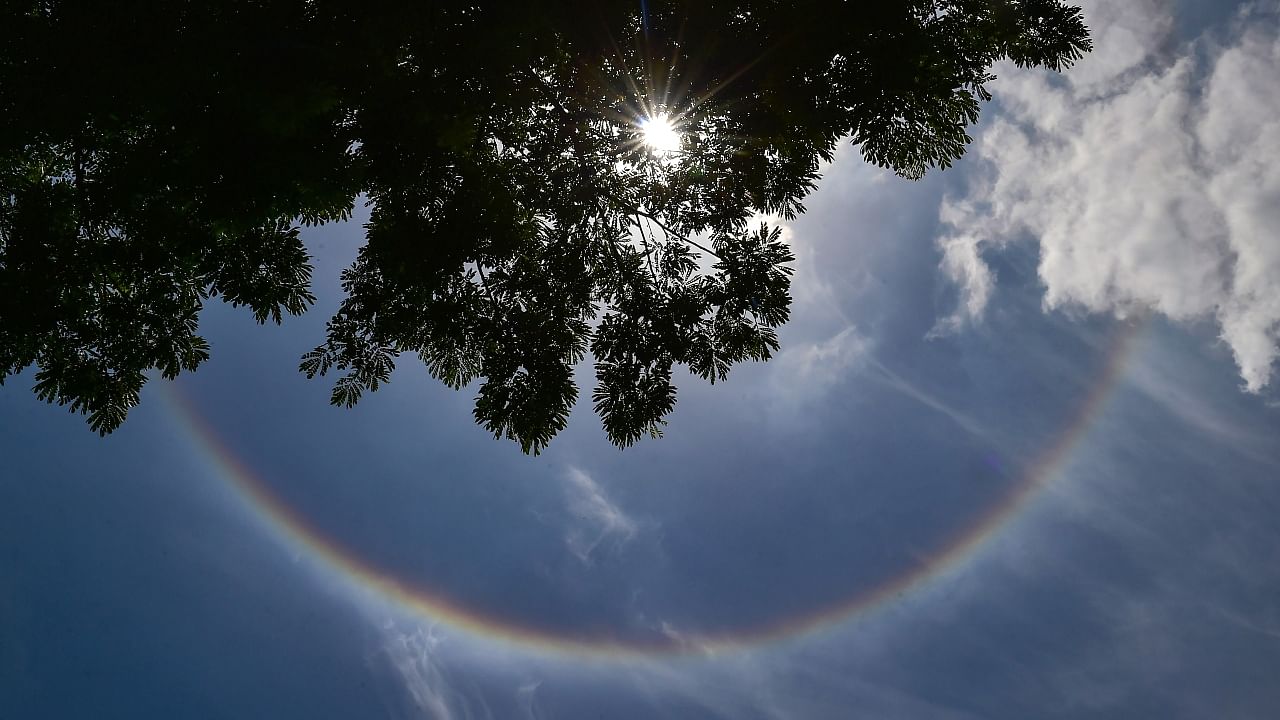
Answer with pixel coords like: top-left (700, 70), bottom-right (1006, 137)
top-left (631, 208), bottom-right (721, 259)
top-left (632, 214), bottom-right (661, 285)
top-left (473, 261), bottom-right (499, 311)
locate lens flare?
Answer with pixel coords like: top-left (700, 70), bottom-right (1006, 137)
top-left (640, 114), bottom-right (681, 154)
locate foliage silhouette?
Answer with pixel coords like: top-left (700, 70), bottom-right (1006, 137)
top-left (1, 1), bottom-right (1090, 451)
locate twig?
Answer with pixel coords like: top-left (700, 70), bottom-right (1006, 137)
top-left (632, 214), bottom-right (661, 285)
top-left (474, 261), bottom-right (499, 311)
top-left (631, 208), bottom-right (720, 259)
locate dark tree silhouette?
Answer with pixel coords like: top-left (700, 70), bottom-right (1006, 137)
top-left (0, 1), bottom-right (1090, 450)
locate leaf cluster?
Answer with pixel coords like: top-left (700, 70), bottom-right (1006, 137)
top-left (0, 1), bottom-right (1090, 448)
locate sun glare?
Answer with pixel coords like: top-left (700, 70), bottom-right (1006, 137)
top-left (641, 114), bottom-right (681, 154)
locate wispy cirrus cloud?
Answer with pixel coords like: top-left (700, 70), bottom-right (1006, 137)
top-left (769, 325), bottom-right (871, 403)
top-left (377, 625), bottom-right (469, 720)
top-left (561, 467), bottom-right (638, 565)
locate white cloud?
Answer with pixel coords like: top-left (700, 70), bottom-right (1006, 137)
top-left (775, 326), bottom-right (870, 390)
top-left (932, 231), bottom-right (995, 334)
top-left (630, 651), bottom-right (986, 720)
top-left (1065, 0), bottom-right (1173, 91)
top-left (514, 682), bottom-right (543, 720)
top-left (561, 467), bottom-right (638, 565)
top-left (938, 2), bottom-right (1280, 391)
top-left (760, 326), bottom-right (872, 423)
top-left (379, 626), bottom-right (467, 720)
top-left (374, 625), bottom-right (553, 720)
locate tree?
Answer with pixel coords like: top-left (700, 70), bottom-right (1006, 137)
top-left (0, 1), bottom-right (1090, 451)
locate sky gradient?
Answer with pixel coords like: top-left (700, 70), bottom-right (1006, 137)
top-left (4, 1), bottom-right (1280, 718)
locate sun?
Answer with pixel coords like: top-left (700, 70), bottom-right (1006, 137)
top-left (640, 114), bottom-right (681, 154)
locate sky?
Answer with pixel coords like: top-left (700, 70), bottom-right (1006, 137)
top-left (4, 1), bottom-right (1280, 717)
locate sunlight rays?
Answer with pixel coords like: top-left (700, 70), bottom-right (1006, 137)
top-left (640, 113), bottom-right (681, 154)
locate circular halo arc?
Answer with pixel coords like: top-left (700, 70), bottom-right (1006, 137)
top-left (164, 321), bottom-right (1144, 660)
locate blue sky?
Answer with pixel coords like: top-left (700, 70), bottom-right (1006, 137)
top-left (4, 2), bottom-right (1280, 717)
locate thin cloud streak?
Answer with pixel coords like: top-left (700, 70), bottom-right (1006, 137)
top-left (561, 467), bottom-right (638, 565)
top-left (863, 357), bottom-right (992, 442)
top-left (379, 625), bottom-right (466, 720)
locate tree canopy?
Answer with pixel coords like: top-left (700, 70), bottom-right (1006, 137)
top-left (0, 1), bottom-right (1090, 451)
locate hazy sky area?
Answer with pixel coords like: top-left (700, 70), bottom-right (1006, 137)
top-left (4, 1), bottom-right (1280, 717)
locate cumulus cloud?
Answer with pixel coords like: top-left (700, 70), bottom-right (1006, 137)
top-left (937, 2), bottom-right (1280, 391)
top-left (561, 467), bottom-right (638, 565)
top-left (933, 233), bottom-right (995, 337)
